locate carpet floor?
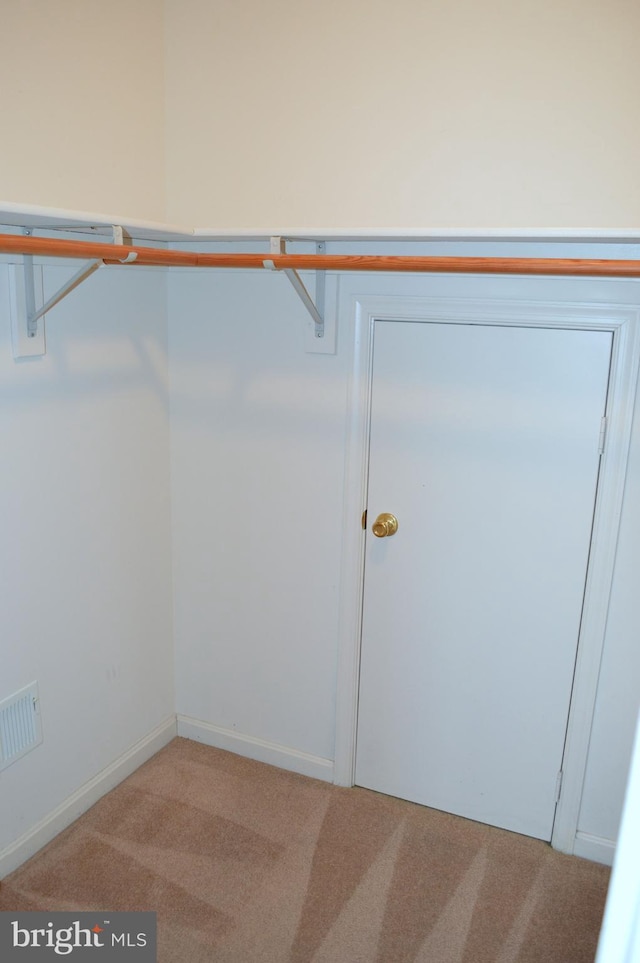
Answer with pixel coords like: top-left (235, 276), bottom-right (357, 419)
top-left (0, 737), bottom-right (610, 962)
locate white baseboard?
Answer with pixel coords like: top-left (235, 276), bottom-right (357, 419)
top-left (573, 830), bottom-right (617, 866)
top-left (0, 716), bottom-right (177, 880)
top-left (177, 715), bottom-right (334, 783)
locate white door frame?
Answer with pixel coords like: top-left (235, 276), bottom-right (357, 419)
top-left (333, 274), bottom-right (640, 856)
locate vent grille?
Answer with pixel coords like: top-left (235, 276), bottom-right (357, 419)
top-left (0, 682), bottom-right (43, 771)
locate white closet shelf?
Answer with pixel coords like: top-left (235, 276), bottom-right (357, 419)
top-left (2, 201), bottom-right (640, 244)
top-left (2, 202), bottom-right (639, 360)
top-left (193, 227), bottom-right (640, 243)
top-left (0, 201), bottom-right (193, 241)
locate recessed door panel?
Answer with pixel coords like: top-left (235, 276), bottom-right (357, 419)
top-left (356, 320), bottom-right (612, 839)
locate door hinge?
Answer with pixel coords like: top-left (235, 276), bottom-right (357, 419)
top-left (555, 770), bottom-right (564, 803)
top-left (361, 509), bottom-right (367, 530)
top-left (598, 416), bottom-right (608, 455)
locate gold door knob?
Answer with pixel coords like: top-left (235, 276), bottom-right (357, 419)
top-left (372, 513), bottom-right (399, 537)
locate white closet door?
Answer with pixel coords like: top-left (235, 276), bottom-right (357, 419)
top-left (356, 320), bottom-right (612, 840)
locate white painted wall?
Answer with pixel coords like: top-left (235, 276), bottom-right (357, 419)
top-left (0, 1), bottom-right (166, 222)
top-left (169, 269), bottom-right (346, 769)
top-left (4, 1), bottom-right (638, 231)
top-left (164, 0), bottom-right (640, 230)
top-left (0, 258), bottom-right (174, 866)
top-left (168, 256), bottom-right (640, 863)
top-left (595, 713), bottom-right (640, 963)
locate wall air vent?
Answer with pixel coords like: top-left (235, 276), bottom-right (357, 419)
top-left (0, 682), bottom-right (43, 772)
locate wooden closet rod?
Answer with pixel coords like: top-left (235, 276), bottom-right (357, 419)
top-left (1, 232), bottom-right (640, 278)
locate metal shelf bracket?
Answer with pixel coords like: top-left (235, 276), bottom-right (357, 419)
top-left (10, 225), bottom-right (135, 358)
top-left (265, 236), bottom-right (325, 339)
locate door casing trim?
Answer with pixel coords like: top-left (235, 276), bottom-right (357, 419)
top-left (333, 274), bottom-right (640, 856)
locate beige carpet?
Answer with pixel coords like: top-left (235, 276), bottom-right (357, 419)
top-left (0, 738), bottom-right (610, 962)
